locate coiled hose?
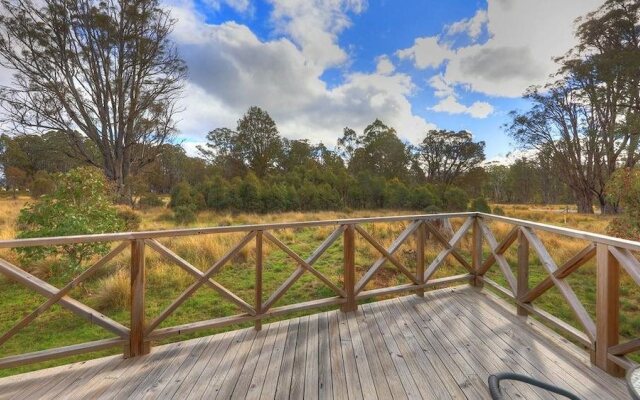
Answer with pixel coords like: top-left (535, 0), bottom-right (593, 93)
top-left (488, 372), bottom-right (582, 400)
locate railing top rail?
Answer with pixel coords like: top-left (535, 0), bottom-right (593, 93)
top-left (0, 212), bottom-right (476, 249)
top-left (479, 213), bottom-right (640, 252)
top-left (0, 211), bottom-right (638, 251)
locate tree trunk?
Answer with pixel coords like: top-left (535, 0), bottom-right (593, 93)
top-left (575, 190), bottom-right (594, 214)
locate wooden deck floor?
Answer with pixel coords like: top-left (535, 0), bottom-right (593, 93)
top-left (0, 286), bottom-right (630, 399)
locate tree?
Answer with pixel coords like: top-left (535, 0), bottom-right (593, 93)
top-left (508, 0), bottom-right (640, 213)
top-left (561, 0), bottom-right (640, 212)
top-left (419, 130), bottom-right (485, 185)
top-left (347, 119), bottom-right (412, 180)
top-left (507, 84), bottom-right (600, 213)
top-left (15, 167), bottom-right (124, 274)
top-left (198, 106), bottom-right (282, 177)
top-left (0, 0), bottom-right (187, 200)
top-left (336, 127), bottom-right (358, 163)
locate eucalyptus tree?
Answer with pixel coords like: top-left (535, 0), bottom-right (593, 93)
top-left (508, 0), bottom-right (640, 213)
top-left (198, 106), bottom-right (283, 177)
top-left (0, 0), bottom-right (186, 200)
top-left (419, 129), bottom-right (485, 186)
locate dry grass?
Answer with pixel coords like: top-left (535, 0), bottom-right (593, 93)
top-left (93, 269), bottom-right (130, 311)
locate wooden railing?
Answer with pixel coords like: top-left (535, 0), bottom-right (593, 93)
top-left (476, 213), bottom-right (640, 377)
top-left (0, 211), bottom-right (638, 379)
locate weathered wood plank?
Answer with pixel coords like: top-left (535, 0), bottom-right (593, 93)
top-left (258, 320), bottom-right (290, 400)
top-left (328, 312), bottom-right (349, 400)
top-left (274, 317), bottom-right (300, 399)
top-left (454, 287), bottom-right (628, 399)
top-left (242, 322), bottom-right (281, 400)
top-left (344, 311), bottom-right (378, 399)
top-left (304, 313), bottom-right (320, 400)
top-left (336, 311), bottom-right (363, 400)
top-left (229, 322), bottom-right (272, 399)
top-left (351, 310), bottom-right (396, 400)
top-left (289, 316), bottom-right (309, 399)
top-left (0, 286), bottom-right (630, 400)
top-left (317, 313), bottom-right (333, 400)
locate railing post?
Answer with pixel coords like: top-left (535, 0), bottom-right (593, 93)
top-left (516, 229), bottom-right (529, 317)
top-left (415, 221), bottom-right (425, 297)
top-left (595, 243), bottom-right (623, 376)
top-left (471, 215), bottom-right (483, 287)
top-left (129, 239), bottom-right (150, 357)
top-left (341, 224), bottom-right (357, 312)
top-left (255, 231), bottom-right (263, 331)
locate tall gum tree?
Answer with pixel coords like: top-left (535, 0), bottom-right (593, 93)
top-left (0, 0), bottom-right (186, 201)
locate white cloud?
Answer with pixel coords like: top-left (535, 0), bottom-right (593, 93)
top-left (396, 36), bottom-right (453, 69)
top-left (204, 0), bottom-right (252, 13)
top-left (431, 95), bottom-right (493, 119)
top-left (401, 0), bottom-right (604, 97)
top-left (168, 1), bottom-right (435, 145)
top-left (445, 9), bottom-right (488, 40)
top-left (428, 74), bottom-right (455, 98)
top-left (427, 73), bottom-right (494, 119)
top-left (268, 0), bottom-right (367, 70)
top-left (375, 55), bottom-right (394, 75)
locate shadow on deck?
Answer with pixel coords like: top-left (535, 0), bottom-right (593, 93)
top-left (0, 286), bottom-right (629, 399)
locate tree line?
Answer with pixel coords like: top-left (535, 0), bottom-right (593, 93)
top-left (0, 0), bottom-right (637, 221)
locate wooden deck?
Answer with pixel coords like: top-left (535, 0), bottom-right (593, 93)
top-left (0, 286), bottom-right (630, 399)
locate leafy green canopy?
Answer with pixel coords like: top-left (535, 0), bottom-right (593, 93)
top-left (15, 167), bottom-right (124, 272)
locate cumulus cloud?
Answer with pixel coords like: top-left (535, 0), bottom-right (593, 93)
top-left (400, 0), bottom-right (603, 98)
top-left (204, 0), bottom-right (252, 13)
top-left (430, 95), bottom-right (494, 119)
top-left (375, 55), bottom-right (395, 75)
top-left (268, 0), bottom-right (367, 70)
top-left (445, 9), bottom-right (488, 40)
top-left (168, 1), bottom-right (435, 145)
top-left (427, 73), bottom-right (494, 119)
top-left (396, 36), bottom-right (452, 69)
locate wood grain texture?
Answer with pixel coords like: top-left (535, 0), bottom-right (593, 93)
top-left (0, 287), bottom-right (629, 399)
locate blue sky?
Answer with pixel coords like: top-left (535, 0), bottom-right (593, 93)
top-left (165, 0), bottom-right (603, 162)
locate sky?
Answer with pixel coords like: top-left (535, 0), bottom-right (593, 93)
top-left (0, 0), bottom-right (606, 163)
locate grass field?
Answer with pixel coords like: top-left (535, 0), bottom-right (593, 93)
top-left (0, 198), bottom-right (638, 377)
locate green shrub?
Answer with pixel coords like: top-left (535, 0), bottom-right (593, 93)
top-left (470, 197), bottom-right (491, 213)
top-left (441, 186), bottom-right (469, 211)
top-left (15, 167), bottom-right (124, 274)
top-left (117, 208), bottom-right (141, 231)
top-left (492, 206), bottom-right (505, 216)
top-left (174, 204), bottom-right (197, 225)
top-left (170, 182), bottom-right (205, 210)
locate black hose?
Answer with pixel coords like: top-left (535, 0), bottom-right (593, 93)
top-left (488, 372), bottom-right (582, 400)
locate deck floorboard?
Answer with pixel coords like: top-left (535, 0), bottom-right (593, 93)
top-left (0, 286), bottom-right (630, 399)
